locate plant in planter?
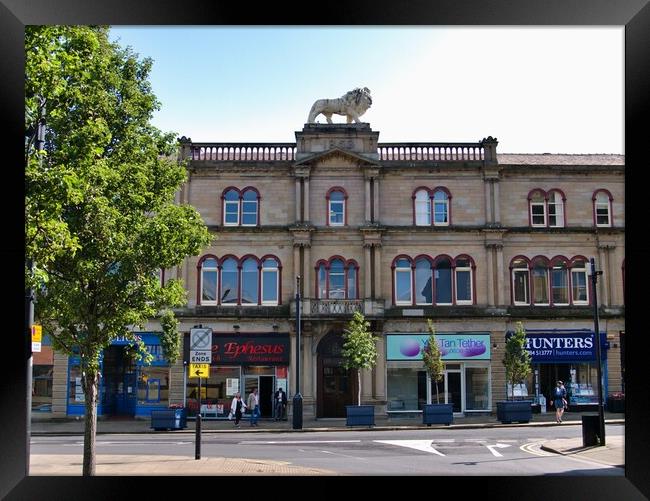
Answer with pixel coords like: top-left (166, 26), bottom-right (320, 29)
top-left (421, 319), bottom-right (453, 426)
top-left (341, 311), bottom-right (378, 426)
top-left (606, 392), bottom-right (625, 413)
top-left (498, 321), bottom-right (533, 423)
top-left (157, 310), bottom-right (186, 429)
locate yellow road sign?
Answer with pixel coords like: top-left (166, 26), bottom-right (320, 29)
top-left (32, 325), bottom-right (42, 342)
top-left (189, 363), bottom-right (210, 378)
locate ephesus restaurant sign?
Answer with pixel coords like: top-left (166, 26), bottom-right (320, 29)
top-left (183, 332), bottom-right (290, 365)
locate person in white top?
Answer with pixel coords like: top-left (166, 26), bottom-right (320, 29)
top-left (247, 388), bottom-right (260, 427)
top-left (230, 392), bottom-right (247, 427)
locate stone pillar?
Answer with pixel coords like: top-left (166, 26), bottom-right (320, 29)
top-left (493, 180), bottom-right (501, 225)
top-left (495, 244), bottom-right (504, 306)
top-left (598, 246), bottom-right (610, 306)
top-left (364, 244), bottom-right (372, 299)
top-left (365, 177), bottom-right (371, 222)
top-left (606, 245), bottom-right (616, 306)
top-left (374, 245), bottom-right (382, 300)
top-left (293, 244), bottom-right (301, 293)
top-left (373, 177), bottom-right (380, 223)
top-left (304, 177), bottom-right (310, 222)
top-left (303, 332), bottom-right (313, 400)
top-left (484, 181), bottom-right (493, 225)
top-left (295, 178), bottom-right (301, 222)
top-left (374, 334), bottom-right (386, 402)
top-left (289, 331), bottom-right (297, 400)
top-left (303, 244), bottom-right (311, 298)
top-left (485, 245), bottom-right (495, 307)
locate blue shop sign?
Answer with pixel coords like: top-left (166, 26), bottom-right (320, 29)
top-left (505, 329), bottom-right (607, 363)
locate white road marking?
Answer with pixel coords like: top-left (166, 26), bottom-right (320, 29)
top-left (484, 443), bottom-right (512, 457)
top-left (465, 439), bottom-right (487, 442)
top-left (374, 440), bottom-right (446, 456)
top-left (319, 450), bottom-right (369, 461)
top-left (239, 440), bottom-right (362, 445)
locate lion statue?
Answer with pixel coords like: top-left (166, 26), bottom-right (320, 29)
top-left (307, 87), bottom-right (372, 124)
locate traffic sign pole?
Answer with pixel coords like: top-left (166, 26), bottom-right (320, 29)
top-left (195, 376), bottom-right (201, 460)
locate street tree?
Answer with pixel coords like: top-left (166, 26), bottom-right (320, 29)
top-left (502, 321), bottom-right (533, 400)
top-left (423, 319), bottom-right (444, 403)
top-left (341, 311), bottom-right (377, 406)
top-left (25, 26), bottom-right (211, 475)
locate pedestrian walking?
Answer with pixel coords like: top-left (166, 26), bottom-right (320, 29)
top-left (230, 392), bottom-right (247, 427)
top-left (247, 387), bottom-right (260, 427)
top-left (551, 380), bottom-right (567, 423)
top-left (274, 387), bottom-right (287, 421)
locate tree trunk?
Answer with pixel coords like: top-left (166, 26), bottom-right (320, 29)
top-left (435, 379), bottom-right (439, 404)
top-left (357, 369), bottom-right (361, 406)
top-left (82, 372), bottom-right (99, 476)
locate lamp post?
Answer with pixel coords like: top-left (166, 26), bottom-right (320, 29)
top-left (293, 276), bottom-right (303, 429)
top-left (588, 257), bottom-right (606, 446)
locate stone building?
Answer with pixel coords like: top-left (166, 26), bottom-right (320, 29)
top-left (44, 121), bottom-right (625, 420)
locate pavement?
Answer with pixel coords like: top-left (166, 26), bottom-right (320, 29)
top-left (29, 410), bottom-right (625, 475)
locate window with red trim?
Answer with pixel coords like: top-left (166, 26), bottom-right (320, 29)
top-left (222, 187), bottom-right (260, 227)
top-left (593, 190), bottom-right (612, 227)
top-left (315, 257), bottom-right (359, 299)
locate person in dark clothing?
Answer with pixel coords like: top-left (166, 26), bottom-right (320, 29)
top-left (274, 387), bottom-right (287, 421)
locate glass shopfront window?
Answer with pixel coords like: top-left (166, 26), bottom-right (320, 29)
top-left (566, 363), bottom-right (599, 405)
top-left (465, 366), bottom-right (490, 410)
top-left (137, 366), bottom-right (169, 405)
top-left (68, 364), bottom-right (85, 404)
top-left (186, 366), bottom-right (240, 417)
top-left (387, 367), bottom-right (426, 411)
top-left (33, 365), bottom-right (53, 412)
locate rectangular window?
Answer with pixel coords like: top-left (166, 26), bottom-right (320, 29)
top-left (596, 205), bottom-right (610, 226)
top-left (224, 201), bottom-right (239, 225)
top-left (513, 270), bottom-right (529, 304)
top-left (395, 270), bottom-right (412, 304)
top-left (548, 203), bottom-right (564, 227)
top-left (435, 268), bottom-right (452, 304)
top-left (531, 204), bottom-right (546, 226)
top-left (241, 269), bottom-right (259, 304)
top-left (329, 270), bottom-right (345, 299)
top-left (241, 201), bottom-right (257, 226)
top-left (571, 270), bottom-right (588, 304)
top-left (433, 202), bottom-right (448, 224)
top-left (465, 367), bottom-right (490, 410)
top-left (318, 266), bottom-right (327, 299)
top-left (455, 269), bottom-right (472, 303)
top-left (201, 270), bottom-right (218, 302)
top-left (415, 266), bottom-right (432, 304)
top-left (221, 270), bottom-right (239, 304)
top-left (32, 365), bottom-right (53, 412)
top-left (532, 268), bottom-right (549, 305)
top-left (185, 366), bottom-right (240, 418)
top-left (387, 368), bottom-right (425, 411)
top-left (262, 269), bottom-right (278, 304)
top-left (347, 269), bottom-right (357, 299)
top-left (415, 201), bottom-right (430, 225)
top-left (551, 268), bottom-right (569, 305)
top-left (329, 201), bottom-right (344, 225)
top-left (137, 367), bottom-right (169, 405)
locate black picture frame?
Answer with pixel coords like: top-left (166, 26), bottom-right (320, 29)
top-left (2, 1), bottom-right (648, 498)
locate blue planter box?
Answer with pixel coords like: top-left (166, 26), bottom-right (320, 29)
top-left (606, 398), bottom-right (624, 413)
top-left (345, 405), bottom-right (375, 427)
top-left (423, 404), bottom-right (454, 426)
top-left (496, 400), bottom-right (533, 424)
top-left (151, 409), bottom-right (187, 430)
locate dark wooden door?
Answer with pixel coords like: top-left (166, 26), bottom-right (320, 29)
top-left (317, 332), bottom-right (356, 418)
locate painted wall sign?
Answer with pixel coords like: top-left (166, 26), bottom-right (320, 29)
top-left (184, 333), bottom-right (290, 365)
top-left (507, 330), bottom-right (608, 362)
top-left (386, 333), bottom-right (491, 361)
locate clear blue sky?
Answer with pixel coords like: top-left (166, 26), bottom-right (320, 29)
top-left (109, 27), bottom-right (623, 154)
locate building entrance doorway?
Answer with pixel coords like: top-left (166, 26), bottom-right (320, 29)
top-left (244, 374), bottom-right (275, 418)
top-left (101, 345), bottom-right (136, 417)
top-left (317, 332), bottom-right (356, 418)
top-left (430, 368), bottom-right (463, 413)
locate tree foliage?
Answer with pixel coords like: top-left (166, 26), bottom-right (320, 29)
top-left (341, 311), bottom-right (377, 406)
top-left (423, 319), bottom-right (444, 403)
top-left (160, 309), bottom-right (181, 364)
top-left (502, 321), bottom-right (532, 400)
top-left (25, 26), bottom-right (211, 475)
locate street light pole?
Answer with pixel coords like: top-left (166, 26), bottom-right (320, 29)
top-left (589, 257), bottom-right (606, 446)
top-left (292, 276), bottom-right (303, 429)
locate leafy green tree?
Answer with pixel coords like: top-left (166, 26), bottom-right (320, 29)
top-left (423, 319), bottom-right (444, 403)
top-left (341, 311), bottom-right (378, 406)
top-left (502, 322), bottom-right (532, 400)
top-left (25, 26), bottom-right (211, 476)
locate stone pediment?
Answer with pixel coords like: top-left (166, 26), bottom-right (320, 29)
top-left (293, 148), bottom-right (378, 168)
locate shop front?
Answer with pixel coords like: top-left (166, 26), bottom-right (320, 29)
top-left (66, 333), bottom-right (169, 418)
top-left (183, 332), bottom-right (290, 419)
top-left (386, 332), bottom-right (492, 416)
top-left (508, 329), bottom-right (609, 412)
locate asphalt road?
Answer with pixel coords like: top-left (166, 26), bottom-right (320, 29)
top-left (31, 423), bottom-right (624, 476)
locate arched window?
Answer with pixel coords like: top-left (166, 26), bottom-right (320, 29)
top-left (432, 189), bottom-right (450, 226)
top-left (414, 189), bottom-right (431, 226)
top-left (315, 257), bottom-right (359, 299)
top-left (571, 257), bottom-right (589, 305)
top-left (200, 257), bottom-right (219, 304)
top-left (511, 257), bottom-right (530, 305)
top-left (454, 256), bottom-right (474, 304)
top-left (434, 257), bottom-right (453, 304)
top-left (550, 257), bottom-right (570, 305)
top-left (593, 189), bottom-right (613, 227)
top-left (547, 190), bottom-right (565, 228)
top-left (327, 188), bottom-right (347, 226)
top-left (261, 257), bottom-right (280, 305)
top-left (414, 257), bottom-right (433, 304)
top-left (223, 189), bottom-right (240, 226)
top-left (240, 257), bottom-right (259, 304)
top-left (220, 258), bottom-right (239, 304)
top-left (393, 257), bottom-right (413, 305)
top-left (241, 188), bottom-right (259, 226)
top-left (529, 190), bottom-right (547, 227)
top-left (531, 257), bottom-right (550, 305)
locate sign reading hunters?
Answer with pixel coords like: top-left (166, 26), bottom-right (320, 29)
top-left (505, 329), bottom-right (608, 363)
top-left (190, 327), bottom-right (213, 363)
top-left (184, 332), bottom-right (290, 366)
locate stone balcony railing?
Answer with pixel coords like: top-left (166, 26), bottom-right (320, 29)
top-left (290, 299), bottom-right (385, 317)
top-left (189, 143), bottom-right (297, 162)
top-left (376, 143), bottom-right (485, 162)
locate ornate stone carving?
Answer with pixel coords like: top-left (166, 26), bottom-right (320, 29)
top-left (307, 87), bottom-right (372, 124)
